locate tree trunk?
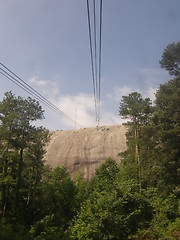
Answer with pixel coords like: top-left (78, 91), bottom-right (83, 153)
top-left (16, 130), bottom-right (25, 215)
top-left (16, 147), bottom-right (23, 201)
top-left (2, 186), bottom-right (9, 218)
top-left (2, 159), bottom-right (8, 218)
top-left (134, 122), bottom-right (141, 192)
top-left (1, 126), bottom-right (11, 218)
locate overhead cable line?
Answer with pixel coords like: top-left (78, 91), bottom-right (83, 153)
top-left (98, 0), bottom-right (103, 120)
top-left (86, 0), bottom-right (103, 126)
top-left (0, 68), bottom-right (68, 120)
top-left (86, 0), bottom-right (98, 119)
top-left (0, 63), bottom-right (83, 128)
top-left (0, 65), bottom-right (72, 122)
top-left (93, 0), bottom-right (98, 92)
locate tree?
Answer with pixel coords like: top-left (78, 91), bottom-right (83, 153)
top-left (23, 126), bottom-right (49, 223)
top-left (119, 92), bottom-right (152, 190)
top-left (0, 92), bottom-right (18, 218)
top-left (90, 158), bottom-right (119, 193)
top-left (0, 92), bottom-right (47, 223)
top-left (74, 171), bottom-right (88, 211)
top-left (68, 159), bottom-right (152, 240)
top-left (35, 166), bottom-right (76, 238)
top-left (153, 77), bottom-right (180, 190)
top-left (160, 42), bottom-right (180, 76)
top-left (136, 188), bottom-right (180, 239)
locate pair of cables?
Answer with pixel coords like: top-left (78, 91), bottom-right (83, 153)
top-left (0, 63), bottom-right (83, 128)
top-left (86, 0), bottom-right (103, 126)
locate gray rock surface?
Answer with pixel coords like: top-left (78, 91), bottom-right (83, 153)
top-left (44, 125), bottom-right (127, 180)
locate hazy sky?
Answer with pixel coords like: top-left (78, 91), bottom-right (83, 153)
top-left (0, 0), bottom-right (180, 130)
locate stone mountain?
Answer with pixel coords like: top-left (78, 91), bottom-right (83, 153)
top-left (44, 125), bottom-right (127, 180)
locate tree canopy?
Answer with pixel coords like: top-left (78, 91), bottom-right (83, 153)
top-left (160, 41), bottom-right (180, 76)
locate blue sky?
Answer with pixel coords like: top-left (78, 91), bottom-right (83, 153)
top-left (0, 0), bottom-right (180, 130)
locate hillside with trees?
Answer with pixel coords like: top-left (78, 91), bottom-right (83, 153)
top-left (0, 43), bottom-right (179, 239)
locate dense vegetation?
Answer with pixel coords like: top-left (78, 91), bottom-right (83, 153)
top-left (0, 43), bottom-right (179, 239)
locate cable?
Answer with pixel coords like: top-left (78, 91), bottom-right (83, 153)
top-left (0, 65), bottom-right (83, 127)
top-left (0, 63), bottom-right (83, 128)
top-left (0, 63), bottom-right (69, 120)
top-left (86, 0), bottom-right (103, 126)
top-left (98, 0), bottom-right (103, 122)
top-left (0, 68), bottom-right (73, 123)
top-left (86, 0), bottom-right (98, 120)
top-left (0, 68), bottom-right (67, 119)
top-left (93, 0), bottom-right (98, 93)
top-left (0, 63), bottom-right (73, 121)
top-left (0, 67), bottom-right (71, 122)
top-left (0, 70), bottom-right (64, 118)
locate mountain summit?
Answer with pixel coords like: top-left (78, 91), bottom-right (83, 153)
top-left (44, 125), bottom-right (127, 180)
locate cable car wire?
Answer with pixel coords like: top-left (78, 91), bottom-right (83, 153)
top-left (93, 0), bottom-right (98, 93)
top-left (86, 0), bottom-right (103, 126)
top-left (86, 0), bottom-right (98, 120)
top-left (0, 63), bottom-right (83, 128)
top-left (98, 0), bottom-right (103, 121)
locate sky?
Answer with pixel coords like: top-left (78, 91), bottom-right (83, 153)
top-left (0, 0), bottom-right (180, 130)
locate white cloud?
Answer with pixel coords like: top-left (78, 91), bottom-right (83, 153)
top-left (131, 67), bottom-right (170, 100)
top-left (107, 67), bottom-right (169, 103)
top-left (28, 76), bottom-right (59, 98)
top-left (28, 77), bottom-right (124, 129)
top-left (138, 67), bottom-right (168, 78)
top-left (29, 67), bottom-right (167, 130)
top-left (28, 76), bottom-right (99, 129)
top-left (100, 111), bottom-right (126, 126)
top-left (132, 67), bottom-right (169, 95)
top-left (53, 93), bottom-right (126, 129)
top-left (107, 86), bottom-right (138, 102)
top-left (29, 77), bottom-right (48, 86)
top-left (36, 90), bottom-right (125, 130)
top-left (145, 86), bottom-right (157, 101)
top-left (54, 93), bottom-right (95, 128)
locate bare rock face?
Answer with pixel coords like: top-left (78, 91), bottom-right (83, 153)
top-left (44, 125), bottom-right (127, 180)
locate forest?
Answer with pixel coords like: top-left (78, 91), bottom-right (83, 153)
top-left (0, 43), bottom-right (179, 239)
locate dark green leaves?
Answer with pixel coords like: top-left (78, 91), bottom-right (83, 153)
top-left (160, 42), bottom-right (180, 77)
top-left (119, 92), bottom-right (152, 125)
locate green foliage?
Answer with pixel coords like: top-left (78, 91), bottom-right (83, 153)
top-left (0, 42), bottom-right (180, 239)
top-left (0, 221), bottom-right (30, 240)
top-left (160, 41), bottom-right (180, 76)
top-left (135, 189), bottom-right (180, 239)
top-left (74, 171), bottom-right (88, 210)
top-left (119, 92), bottom-right (153, 191)
top-left (119, 92), bottom-right (152, 127)
top-left (67, 159), bottom-right (152, 240)
top-left (153, 77), bottom-right (180, 190)
top-left (30, 215), bottom-right (63, 240)
top-left (0, 92), bottom-right (48, 225)
top-left (37, 166), bottom-right (76, 237)
top-left (90, 158), bottom-right (119, 192)
top-left (117, 42), bottom-right (180, 238)
top-left (0, 91), bottom-right (47, 223)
